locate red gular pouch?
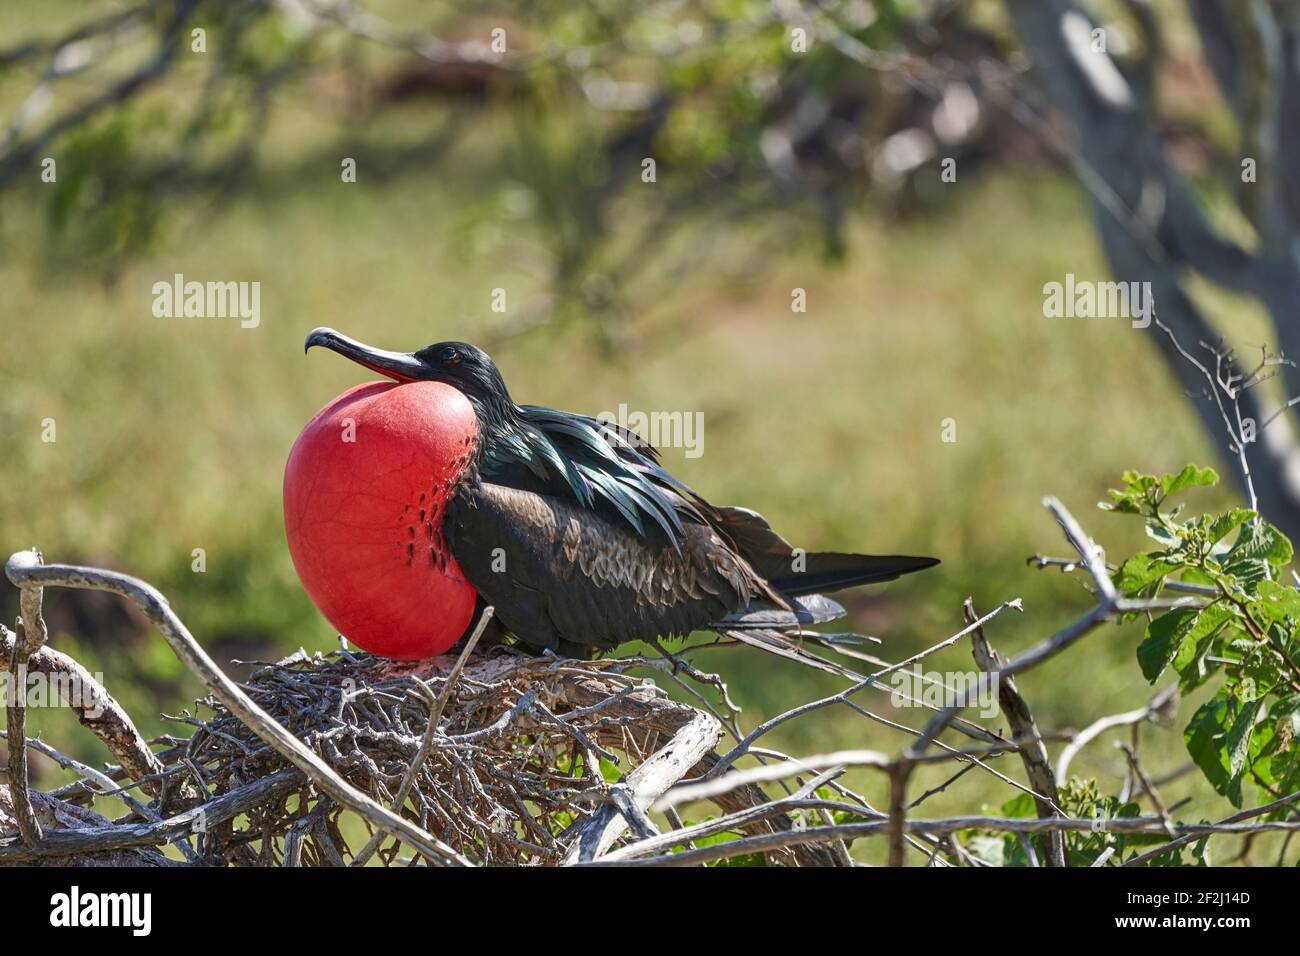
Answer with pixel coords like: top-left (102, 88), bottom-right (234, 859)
top-left (284, 380), bottom-right (479, 659)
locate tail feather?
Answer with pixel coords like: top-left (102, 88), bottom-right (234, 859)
top-left (714, 506), bottom-right (939, 597)
top-left (706, 507), bottom-right (938, 678)
top-left (769, 553), bottom-right (940, 597)
top-left (714, 593), bottom-right (848, 629)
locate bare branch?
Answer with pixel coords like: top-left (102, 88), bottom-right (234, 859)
top-left (965, 598), bottom-right (1066, 866)
top-left (0, 622), bottom-right (167, 799)
top-left (1057, 685), bottom-right (1178, 782)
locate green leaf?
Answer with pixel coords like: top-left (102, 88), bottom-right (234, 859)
top-left (1224, 520), bottom-right (1294, 574)
top-left (1205, 508), bottom-right (1256, 546)
top-left (1191, 836), bottom-right (1212, 866)
top-left (1172, 612), bottom-right (1242, 693)
top-left (1226, 559), bottom-right (1270, 587)
top-left (690, 828), bottom-right (767, 866)
top-left (1184, 694), bottom-right (1241, 807)
top-left (998, 792), bottom-right (1037, 819)
top-left (1276, 694), bottom-right (1300, 746)
top-left (1145, 520), bottom-right (1181, 547)
top-left (1172, 633), bottom-right (1207, 686)
top-left (1113, 553), bottom-right (1180, 594)
top-left (1102, 471), bottom-right (1162, 514)
top-left (1137, 609), bottom-right (1195, 683)
top-left (1163, 465), bottom-right (1219, 495)
top-left (1185, 691), bottom-right (1268, 808)
top-left (1225, 699), bottom-right (1263, 778)
top-left (1101, 493), bottom-right (1143, 515)
top-left (1138, 604), bottom-right (1234, 683)
top-left (1255, 579), bottom-right (1300, 624)
top-left (1247, 696), bottom-right (1300, 791)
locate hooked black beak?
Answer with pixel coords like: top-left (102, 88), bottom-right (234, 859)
top-left (304, 327), bottom-right (427, 383)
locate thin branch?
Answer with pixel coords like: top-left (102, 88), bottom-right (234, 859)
top-left (563, 709), bottom-right (722, 863)
top-left (1122, 788), bottom-right (1300, 866)
top-left (4, 617), bottom-right (43, 846)
top-left (1057, 685), bottom-right (1178, 782)
top-left (965, 598), bottom-right (1066, 866)
top-left (707, 600), bottom-right (1022, 779)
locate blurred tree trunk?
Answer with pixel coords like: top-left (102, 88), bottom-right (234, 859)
top-left (1005, 0), bottom-right (1300, 543)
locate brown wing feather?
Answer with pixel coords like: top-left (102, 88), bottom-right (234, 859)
top-left (444, 481), bottom-right (775, 653)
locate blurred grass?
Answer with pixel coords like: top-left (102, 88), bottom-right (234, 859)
top-left (0, 13), bottom-right (1270, 860)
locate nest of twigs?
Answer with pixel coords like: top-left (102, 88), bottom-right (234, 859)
top-left (176, 648), bottom-right (697, 866)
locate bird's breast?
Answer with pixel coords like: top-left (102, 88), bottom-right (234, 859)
top-left (284, 379), bottom-right (481, 658)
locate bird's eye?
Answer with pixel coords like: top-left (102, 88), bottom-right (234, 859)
top-left (440, 347), bottom-right (461, 367)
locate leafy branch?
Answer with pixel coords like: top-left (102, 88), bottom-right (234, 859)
top-left (1104, 466), bottom-right (1300, 810)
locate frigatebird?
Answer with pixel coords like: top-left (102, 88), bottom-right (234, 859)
top-left (304, 327), bottom-right (938, 671)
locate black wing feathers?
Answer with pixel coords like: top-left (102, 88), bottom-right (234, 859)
top-left (713, 506), bottom-right (938, 597)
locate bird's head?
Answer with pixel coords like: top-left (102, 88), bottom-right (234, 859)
top-left (305, 327), bottom-right (516, 426)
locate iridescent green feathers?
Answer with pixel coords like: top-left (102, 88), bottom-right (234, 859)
top-left (482, 405), bottom-right (702, 544)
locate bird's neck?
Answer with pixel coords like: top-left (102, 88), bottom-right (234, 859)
top-left (468, 397), bottom-right (528, 468)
